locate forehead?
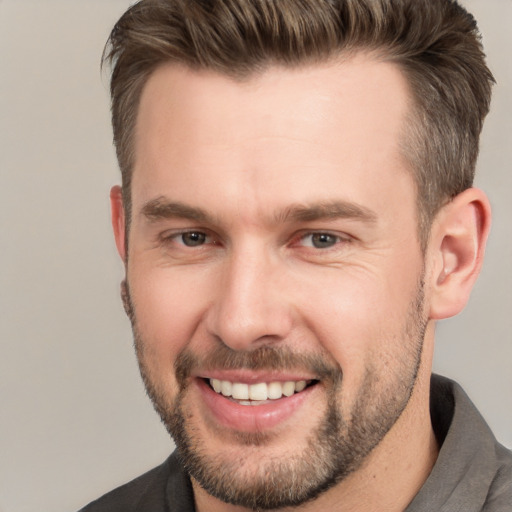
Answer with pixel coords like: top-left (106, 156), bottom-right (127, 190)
top-left (132, 56), bottom-right (416, 224)
top-left (136, 55), bottom-right (412, 145)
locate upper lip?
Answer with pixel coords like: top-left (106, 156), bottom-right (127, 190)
top-left (193, 370), bottom-right (318, 384)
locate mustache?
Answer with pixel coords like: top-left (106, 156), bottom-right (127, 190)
top-left (174, 343), bottom-right (342, 389)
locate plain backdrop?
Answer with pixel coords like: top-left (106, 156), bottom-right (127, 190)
top-left (0, 1), bottom-right (510, 511)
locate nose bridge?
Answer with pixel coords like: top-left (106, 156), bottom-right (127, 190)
top-left (206, 243), bottom-right (292, 350)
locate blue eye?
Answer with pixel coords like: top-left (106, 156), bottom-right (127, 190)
top-left (299, 232), bottom-right (344, 249)
top-left (180, 231), bottom-right (207, 247)
top-left (310, 233), bottom-right (338, 248)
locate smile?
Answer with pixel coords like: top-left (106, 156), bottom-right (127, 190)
top-left (208, 378), bottom-right (310, 404)
top-left (195, 374), bottom-right (321, 432)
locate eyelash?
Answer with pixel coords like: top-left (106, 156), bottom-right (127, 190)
top-left (160, 230), bottom-right (216, 248)
top-left (295, 232), bottom-right (350, 250)
top-left (159, 229), bottom-right (351, 251)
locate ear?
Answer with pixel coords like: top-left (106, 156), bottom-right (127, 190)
top-left (110, 185), bottom-right (127, 263)
top-left (427, 188), bottom-right (491, 320)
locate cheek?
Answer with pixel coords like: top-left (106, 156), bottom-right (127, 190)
top-left (128, 264), bottom-right (214, 362)
top-left (294, 263), bottom-right (421, 380)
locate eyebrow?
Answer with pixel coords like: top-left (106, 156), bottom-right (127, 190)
top-left (141, 197), bottom-right (213, 223)
top-left (140, 197), bottom-right (377, 226)
top-left (277, 201), bottom-right (378, 224)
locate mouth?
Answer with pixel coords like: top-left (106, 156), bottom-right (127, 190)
top-left (195, 375), bottom-right (321, 432)
top-left (206, 377), bottom-right (318, 405)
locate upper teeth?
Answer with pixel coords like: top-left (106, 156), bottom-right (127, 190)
top-left (210, 379), bottom-right (308, 401)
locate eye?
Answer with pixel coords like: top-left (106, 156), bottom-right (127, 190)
top-left (160, 229), bottom-right (214, 248)
top-left (179, 231), bottom-right (208, 247)
top-left (156, 228), bottom-right (221, 261)
top-left (300, 232), bottom-right (346, 249)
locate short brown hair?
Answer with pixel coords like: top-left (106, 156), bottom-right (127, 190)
top-left (103, 0), bottom-right (494, 244)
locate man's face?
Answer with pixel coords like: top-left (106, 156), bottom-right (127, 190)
top-left (121, 57), bottom-right (429, 509)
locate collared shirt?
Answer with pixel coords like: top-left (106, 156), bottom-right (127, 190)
top-left (406, 376), bottom-right (511, 511)
top-left (79, 375), bottom-right (512, 511)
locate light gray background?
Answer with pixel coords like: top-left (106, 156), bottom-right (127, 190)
top-left (0, 1), bottom-right (510, 511)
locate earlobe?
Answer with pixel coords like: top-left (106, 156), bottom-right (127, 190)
top-left (110, 185), bottom-right (127, 263)
top-left (428, 188), bottom-right (491, 320)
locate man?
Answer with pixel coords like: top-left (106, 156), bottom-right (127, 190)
top-left (80, 0), bottom-right (512, 510)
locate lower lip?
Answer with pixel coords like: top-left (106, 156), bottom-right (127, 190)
top-left (195, 378), bottom-right (317, 432)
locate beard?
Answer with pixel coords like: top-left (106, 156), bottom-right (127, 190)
top-left (122, 278), bottom-right (427, 510)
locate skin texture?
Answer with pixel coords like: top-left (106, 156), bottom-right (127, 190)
top-left (111, 56), bottom-right (491, 511)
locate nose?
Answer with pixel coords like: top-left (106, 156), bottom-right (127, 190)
top-left (205, 249), bottom-right (293, 351)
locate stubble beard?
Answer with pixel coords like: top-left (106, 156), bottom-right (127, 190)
top-left (122, 278), bottom-right (427, 510)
